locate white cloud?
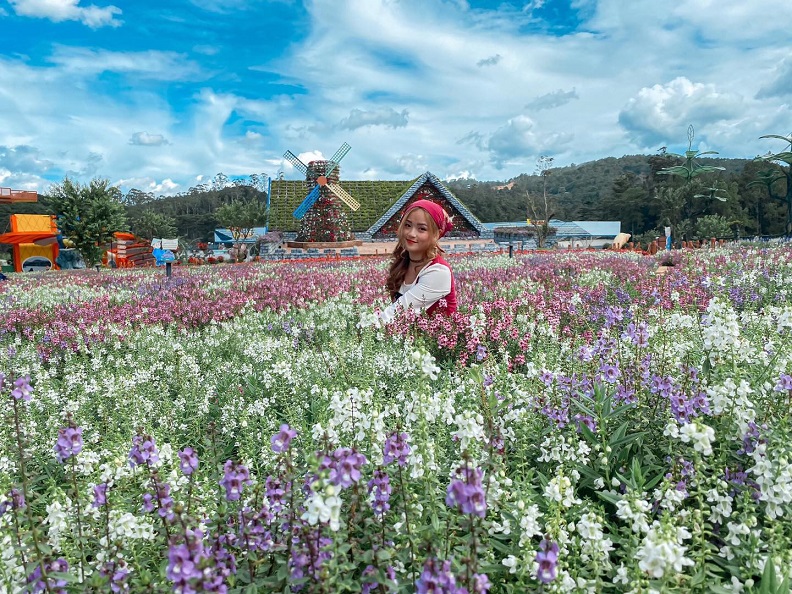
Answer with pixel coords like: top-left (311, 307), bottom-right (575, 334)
top-left (3, 0), bottom-right (792, 193)
top-left (619, 77), bottom-right (744, 149)
top-left (526, 88), bottom-right (579, 111)
top-left (129, 132), bottom-right (170, 146)
top-left (486, 115), bottom-right (573, 167)
top-left (477, 54), bottom-right (501, 67)
top-left (10, 0), bottom-right (121, 28)
top-left (756, 57), bottom-right (792, 99)
top-left (338, 108), bottom-right (409, 130)
top-left (0, 145), bottom-right (55, 173)
top-left (48, 46), bottom-right (203, 80)
top-left (114, 176), bottom-right (180, 194)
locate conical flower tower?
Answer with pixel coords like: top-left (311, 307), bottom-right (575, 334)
top-left (295, 160), bottom-right (355, 243)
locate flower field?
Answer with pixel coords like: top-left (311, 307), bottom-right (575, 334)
top-left (2, 246), bottom-right (792, 593)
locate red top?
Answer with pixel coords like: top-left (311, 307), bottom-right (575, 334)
top-left (426, 255), bottom-right (457, 315)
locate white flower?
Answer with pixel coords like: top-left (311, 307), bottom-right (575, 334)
top-left (636, 521), bottom-right (694, 579)
top-left (502, 555), bottom-right (518, 574)
top-left (678, 421), bottom-right (715, 456)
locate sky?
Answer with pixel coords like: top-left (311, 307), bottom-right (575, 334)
top-left (1, 0), bottom-right (791, 196)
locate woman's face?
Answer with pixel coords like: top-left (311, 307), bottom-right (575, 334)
top-left (401, 208), bottom-right (434, 259)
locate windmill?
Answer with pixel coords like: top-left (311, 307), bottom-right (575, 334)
top-left (283, 142), bottom-right (360, 219)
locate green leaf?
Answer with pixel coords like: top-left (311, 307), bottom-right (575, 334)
top-left (761, 556), bottom-right (778, 593)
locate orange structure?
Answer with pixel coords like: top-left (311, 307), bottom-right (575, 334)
top-left (0, 187), bottom-right (37, 203)
top-left (106, 232), bottom-right (155, 268)
top-left (0, 214), bottom-right (60, 272)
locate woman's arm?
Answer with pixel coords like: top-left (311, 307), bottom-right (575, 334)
top-left (377, 264), bottom-right (451, 324)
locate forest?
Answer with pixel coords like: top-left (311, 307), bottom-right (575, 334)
top-left (2, 148), bottom-right (790, 246)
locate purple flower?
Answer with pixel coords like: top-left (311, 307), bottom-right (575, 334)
top-left (178, 447), bottom-right (199, 476)
top-left (473, 573), bottom-right (492, 594)
top-left (166, 528), bottom-right (236, 592)
top-left (362, 564), bottom-right (396, 594)
top-left (11, 375), bottom-right (32, 401)
top-left (54, 426), bottom-right (83, 462)
top-left (775, 373), bottom-right (792, 392)
top-left (265, 475), bottom-right (289, 513)
top-left (445, 465), bottom-right (487, 517)
top-left (321, 447), bottom-right (367, 489)
top-left (573, 413), bottom-right (597, 434)
top-left (415, 557), bottom-right (462, 594)
top-left (220, 460), bottom-right (252, 501)
top-left (383, 431), bottom-right (411, 467)
top-left (600, 364), bottom-right (621, 384)
top-left (271, 423), bottom-right (298, 453)
top-left (536, 539), bottom-right (559, 584)
top-left (367, 469), bottom-right (392, 516)
top-left (0, 488), bottom-right (26, 517)
top-left (129, 434), bottom-right (159, 467)
top-left (92, 483), bottom-right (108, 508)
top-left (100, 561), bottom-right (130, 593)
top-left (142, 481), bottom-right (173, 519)
top-left (476, 344), bottom-right (487, 362)
top-left (26, 558), bottom-right (69, 594)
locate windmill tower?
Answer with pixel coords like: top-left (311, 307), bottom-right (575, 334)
top-left (283, 143), bottom-right (361, 242)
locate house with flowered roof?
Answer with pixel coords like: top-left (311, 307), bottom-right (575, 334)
top-left (268, 172), bottom-right (489, 239)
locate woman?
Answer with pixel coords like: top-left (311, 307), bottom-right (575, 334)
top-left (377, 199), bottom-right (457, 324)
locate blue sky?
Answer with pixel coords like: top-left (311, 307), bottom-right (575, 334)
top-left (1, 0), bottom-right (791, 195)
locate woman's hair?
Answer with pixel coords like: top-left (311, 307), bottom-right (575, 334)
top-left (385, 207), bottom-right (442, 300)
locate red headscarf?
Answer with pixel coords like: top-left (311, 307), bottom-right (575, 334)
top-left (403, 199), bottom-right (453, 238)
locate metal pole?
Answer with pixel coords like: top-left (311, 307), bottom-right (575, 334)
top-left (166, 262), bottom-right (172, 277)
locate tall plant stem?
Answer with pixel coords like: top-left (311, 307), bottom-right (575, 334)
top-left (11, 396), bottom-right (52, 594)
top-left (69, 456), bottom-right (87, 581)
top-left (397, 465), bottom-right (416, 582)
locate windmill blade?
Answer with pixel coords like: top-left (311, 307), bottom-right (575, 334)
top-left (293, 185), bottom-right (322, 219)
top-left (327, 182), bottom-right (360, 211)
top-left (325, 142), bottom-right (351, 176)
top-left (283, 150), bottom-right (308, 175)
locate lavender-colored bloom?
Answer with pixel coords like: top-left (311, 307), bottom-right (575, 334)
top-left (473, 573), bottom-right (492, 594)
top-left (238, 505), bottom-right (274, 552)
top-left (476, 344), bottom-right (487, 362)
top-left (0, 372), bottom-right (5, 393)
top-left (775, 373), bottom-right (792, 392)
top-left (383, 431), bottom-right (411, 467)
top-left (1, 488), bottom-right (26, 517)
top-left (26, 558), bottom-right (69, 594)
top-left (536, 539), bottom-right (559, 584)
top-left (367, 469), bottom-right (392, 516)
top-left (178, 447), bottom-right (199, 475)
top-left (54, 426), bottom-right (83, 462)
top-left (271, 423), bottom-right (298, 453)
top-left (573, 413), bottom-right (597, 434)
top-left (415, 557), bottom-right (462, 594)
top-left (92, 483), bottom-right (109, 508)
top-left (600, 364), bottom-right (621, 384)
top-left (361, 564), bottom-right (397, 594)
top-left (129, 434), bottom-right (159, 467)
top-left (445, 465), bottom-right (486, 517)
top-left (100, 561), bottom-right (130, 593)
top-left (322, 447), bottom-right (367, 489)
top-left (289, 526), bottom-right (333, 589)
top-left (143, 481), bottom-right (174, 519)
top-left (167, 528), bottom-right (236, 593)
top-left (221, 460), bottom-right (252, 501)
top-left (11, 375), bottom-right (32, 401)
top-left (265, 475), bottom-right (289, 513)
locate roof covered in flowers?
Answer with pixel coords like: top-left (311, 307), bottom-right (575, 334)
top-left (269, 172), bottom-right (486, 236)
